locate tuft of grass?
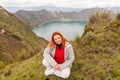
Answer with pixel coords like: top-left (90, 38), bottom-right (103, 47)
top-left (0, 61), bottom-right (6, 70)
top-left (111, 68), bottom-right (120, 77)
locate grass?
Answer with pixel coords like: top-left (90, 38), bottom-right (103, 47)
top-left (0, 52), bottom-right (45, 80)
top-left (0, 48), bottom-right (120, 80)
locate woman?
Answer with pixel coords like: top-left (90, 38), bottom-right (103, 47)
top-left (42, 31), bottom-right (74, 79)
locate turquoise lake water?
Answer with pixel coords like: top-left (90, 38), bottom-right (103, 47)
top-left (33, 21), bottom-right (87, 41)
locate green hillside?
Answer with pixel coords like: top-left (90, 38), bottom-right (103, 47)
top-left (0, 7), bottom-right (120, 80)
top-left (0, 6), bottom-right (47, 70)
top-left (75, 12), bottom-right (120, 54)
top-left (72, 12), bottom-right (120, 79)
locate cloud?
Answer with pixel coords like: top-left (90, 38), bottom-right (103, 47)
top-left (0, 0), bottom-right (120, 8)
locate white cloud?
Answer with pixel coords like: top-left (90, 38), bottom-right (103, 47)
top-left (0, 0), bottom-right (120, 8)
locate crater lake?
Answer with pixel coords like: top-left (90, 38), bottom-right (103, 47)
top-left (33, 21), bottom-right (87, 41)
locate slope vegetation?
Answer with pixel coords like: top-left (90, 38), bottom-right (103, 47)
top-left (0, 6), bottom-right (47, 70)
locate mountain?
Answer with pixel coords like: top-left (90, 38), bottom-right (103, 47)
top-left (5, 6), bottom-right (120, 13)
top-left (0, 12), bottom-right (120, 79)
top-left (5, 6), bottom-right (83, 13)
top-left (0, 6), bottom-right (47, 69)
top-left (106, 7), bottom-right (120, 13)
top-left (14, 7), bottom-right (115, 27)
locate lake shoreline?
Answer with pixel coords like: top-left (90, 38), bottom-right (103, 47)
top-left (33, 21), bottom-right (87, 41)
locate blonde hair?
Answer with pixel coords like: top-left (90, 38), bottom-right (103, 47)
top-left (47, 32), bottom-right (69, 50)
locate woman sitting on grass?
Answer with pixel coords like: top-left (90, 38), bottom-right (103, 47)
top-left (42, 31), bottom-right (74, 79)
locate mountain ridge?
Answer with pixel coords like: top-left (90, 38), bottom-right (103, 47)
top-left (5, 6), bottom-right (120, 13)
top-left (14, 7), bottom-right (115, 27)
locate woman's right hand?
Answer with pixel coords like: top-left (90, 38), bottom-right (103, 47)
top-left (55, 64), bottom-right (60, 70)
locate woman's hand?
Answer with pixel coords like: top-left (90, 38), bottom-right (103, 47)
top-left (55, 64), bottom-right (60, 70)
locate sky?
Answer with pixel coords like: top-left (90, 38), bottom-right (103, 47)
top-left (0, 0), bottom-right (120, 8)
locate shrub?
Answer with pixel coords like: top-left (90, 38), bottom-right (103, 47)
top-left (89, 11), bottom-right (112, 24)
top-left (0, 61), bottom-right (5, 69)
top-left (116, 13), bottom-right (120, 21)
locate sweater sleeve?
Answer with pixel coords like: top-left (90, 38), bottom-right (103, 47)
top-left (43, 47), bottom-right (57, 67)
top-left (60, 44), bottom-right (74, 69)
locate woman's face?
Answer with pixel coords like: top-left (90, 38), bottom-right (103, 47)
top-left (54, 34), bottom-right (62, 44)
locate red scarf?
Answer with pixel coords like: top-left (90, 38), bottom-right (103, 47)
top-left (54, 45), bottom-right (65, 64)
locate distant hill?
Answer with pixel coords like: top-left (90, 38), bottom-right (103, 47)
top-left (14, 8), bottom-right (115, 27)
top-left (106, 7), bottom-right (120, 13)
top-left (6, 6), bottom-right (120, 13)
top-left (6, 6), bottom-right (83, 13)
top-left (0, 6), bottom-right (47, 69)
